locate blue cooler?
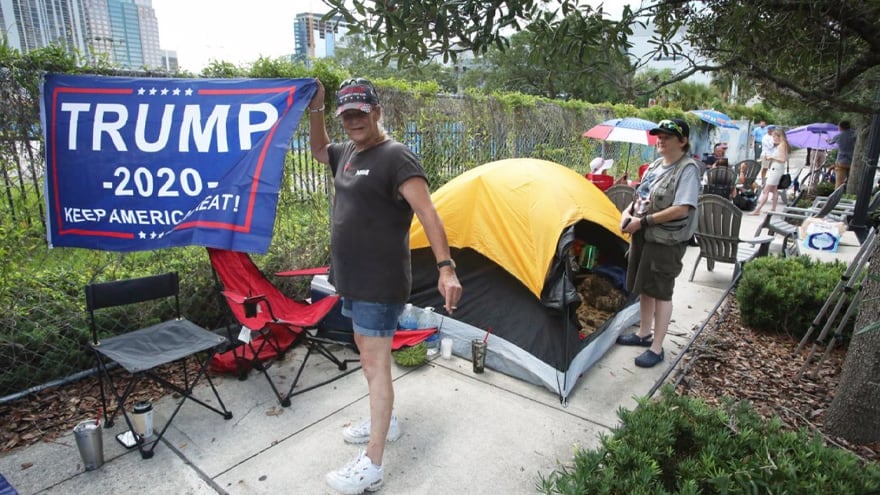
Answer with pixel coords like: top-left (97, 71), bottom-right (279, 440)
top-left (310, 275), bottom-right (355, 343)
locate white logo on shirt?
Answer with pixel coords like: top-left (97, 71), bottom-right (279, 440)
top-left (355, 169), bottom-right (370, 176)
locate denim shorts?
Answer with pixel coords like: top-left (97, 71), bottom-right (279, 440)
top-left (341, 298), bottom-right (403, 338)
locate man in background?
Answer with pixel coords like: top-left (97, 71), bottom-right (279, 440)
top-left (828, 120), bottom-right (856, 189)
top-left (703, 142), bottom-right (727, 167)
top-left (751, 120), bottom-right (769, 161)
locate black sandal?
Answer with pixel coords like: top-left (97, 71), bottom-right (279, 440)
top-left (635, 348), bottom-right (664, 368)
top-left (616, 333), bottom-right (653, 347)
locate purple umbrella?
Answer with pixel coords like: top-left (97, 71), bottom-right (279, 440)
top-left (785, 123), bottom-right (839, 150)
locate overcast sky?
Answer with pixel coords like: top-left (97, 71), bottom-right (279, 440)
top-left (151, 0), bottom-right (640, 73)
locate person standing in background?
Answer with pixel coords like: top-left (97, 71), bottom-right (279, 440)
top-left (828, 120), bottom-right (856, 189)
top-left (309, 77), bottom-right (462, 495)
top-left (751, 120), bottom-right (769, 161)
top-left (759, 126), bottom-right (777, 184)
top-left (751, 128), bottom-right (790, 215)
top-left (616, 118), bottom-right (701, 368)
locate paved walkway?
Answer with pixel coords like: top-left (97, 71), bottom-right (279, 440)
top-left (0, 164), bottom-right (863, 494)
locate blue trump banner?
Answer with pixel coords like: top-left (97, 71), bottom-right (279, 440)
top-left (41, 74), bottom-right (317, 253)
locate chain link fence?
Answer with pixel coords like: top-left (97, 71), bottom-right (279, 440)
top-left (1, 68), bottom-right (654, 401)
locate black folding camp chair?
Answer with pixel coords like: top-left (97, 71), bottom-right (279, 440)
top-left (86, 272), bottom-right (233, 459)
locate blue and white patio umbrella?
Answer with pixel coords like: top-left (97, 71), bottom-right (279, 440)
top-left (690, 109), bottom-right (739, 129)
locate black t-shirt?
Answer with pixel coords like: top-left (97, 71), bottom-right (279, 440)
top-left (327, 139), bottom-right (427, 303)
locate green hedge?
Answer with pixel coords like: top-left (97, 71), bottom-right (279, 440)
top-left (538, 387), bottom-right (880, 494)
top-left (736, 256), bottom-right (848, 338)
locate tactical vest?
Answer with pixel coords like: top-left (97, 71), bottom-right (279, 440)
top-left (643, 157), bottom-right (700, 245)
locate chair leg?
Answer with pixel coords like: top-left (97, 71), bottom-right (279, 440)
top-left (754, 216), bottom-right (769, 237)
top-left (282, 333), bottom-right (361, 405)
top-left (244, 330), bottom-right (291, 407)
top-left (689, 253), bottom-right (702, 281)
top-left (137, 352), bottom-right (233, 458)
top-left (92, 348), bottom-right (115, 428)
top-left (781, 233), bottom-right (800, 257)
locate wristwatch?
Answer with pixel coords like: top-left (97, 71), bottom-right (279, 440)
top-left (436, 259), bottom-right (456, 271)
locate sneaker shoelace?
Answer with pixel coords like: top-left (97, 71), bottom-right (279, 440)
top-left (349, 419), bottom-right (371, 436)
top-left (338, 453), bottom-right (368, 477)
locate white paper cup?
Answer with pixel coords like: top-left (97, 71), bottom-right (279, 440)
top-left (440, 337), bottom-right (454, 359)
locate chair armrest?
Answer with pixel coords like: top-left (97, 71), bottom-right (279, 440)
top-left (764, 210), bottom-right (812, 222)
top-left (221, 290), bottom-right (266, 305)
top-left (276, 267), bottom-right (330, 277)
top-left (781, 206), bottom-right (821, 215)
top-left (740, 235), bottom-right (774, 257)
top-left (740, 235), bottom-right (774, 245)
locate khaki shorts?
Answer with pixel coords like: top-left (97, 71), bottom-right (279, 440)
top-left (626, 230), bottom-right (688, 301)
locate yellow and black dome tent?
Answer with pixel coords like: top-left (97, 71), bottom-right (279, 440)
top-left (409, 158), bottom-right (639, 402)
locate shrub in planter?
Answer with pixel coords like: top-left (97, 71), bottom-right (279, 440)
top-left (736, 256), bottom-right (847, 338)
top-left (815, 181), bottom-right (836, 197)
top-left (537, 387), bottom-right (880, 494)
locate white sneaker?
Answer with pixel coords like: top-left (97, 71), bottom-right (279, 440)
top-left (342, 415), bottom-right (401, 444)
top-left (326, 450), bottom-right (384, 494)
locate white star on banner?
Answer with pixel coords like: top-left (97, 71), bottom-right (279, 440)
top-left (137, 87), bottom-right (145, 95)
top-left (138, 231), bottom-right (146, 239)
top-left (172, 88), bottom-right (181, 96)
top-left (185, 88), bottom-right (194, 96)
top-left (149, 87), bottom-right (157, 95)
top-left (161, 88), bottom-right (169, 95)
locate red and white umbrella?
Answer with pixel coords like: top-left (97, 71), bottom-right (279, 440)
top-left (583, 117), bottom-right (659, 146)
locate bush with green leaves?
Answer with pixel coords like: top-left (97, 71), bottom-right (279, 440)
top-left (0, 197), bottom-right (331, 397)
top-left (736, 255), bottom-right (847, 338)
top-left (537, 387), bottom-right (880, 494)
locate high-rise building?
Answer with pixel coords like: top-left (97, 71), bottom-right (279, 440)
top-left (0, 0), bottom-right (91, 56)
top-left (133, 0), bottom-right (161, 68)
top-left (293, 12), bottom-right (346, 66)
top-left (1, 0), bottom-right (164, 70)
top-left (160, 48), bottom-right (177, 72)
top-left (86, 0), bottom-right (162, 70)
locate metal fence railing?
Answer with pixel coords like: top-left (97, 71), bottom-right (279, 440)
top-left (0, 71), bottom-right (657, 400)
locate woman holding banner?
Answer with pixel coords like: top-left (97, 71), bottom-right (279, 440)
top-left (308, 78), bottom-right (462, 495)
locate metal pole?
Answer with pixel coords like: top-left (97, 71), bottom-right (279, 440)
top-left (850, 91), bottom-right (880, 243)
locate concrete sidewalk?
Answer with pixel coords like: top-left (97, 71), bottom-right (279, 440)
top-left (0, 187), bottom-right (862, 495)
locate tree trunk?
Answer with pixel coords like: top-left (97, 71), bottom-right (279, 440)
top-left (845, 117), bottom-right (871, 196)
top-left (825, 240), bottom-right (880, 443)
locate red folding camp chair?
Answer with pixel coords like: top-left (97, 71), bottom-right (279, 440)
top-left (207, 248), bottom-right (360, 407)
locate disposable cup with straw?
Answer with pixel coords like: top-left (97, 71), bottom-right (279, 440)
top-left (472, 326), bottom-right (490, 373)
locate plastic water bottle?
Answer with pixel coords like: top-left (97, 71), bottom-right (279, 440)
top-left (418, 307), bottom-right (438, 329)
top-left (421, 307), bottom-right (441, 355)
top-left (398, 303), bottom-right (419, 330)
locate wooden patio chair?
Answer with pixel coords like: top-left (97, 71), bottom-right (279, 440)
top-left (604, 184), bottom-right (635, 213)
top-left (690, 194), bottom-right (773, 281)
